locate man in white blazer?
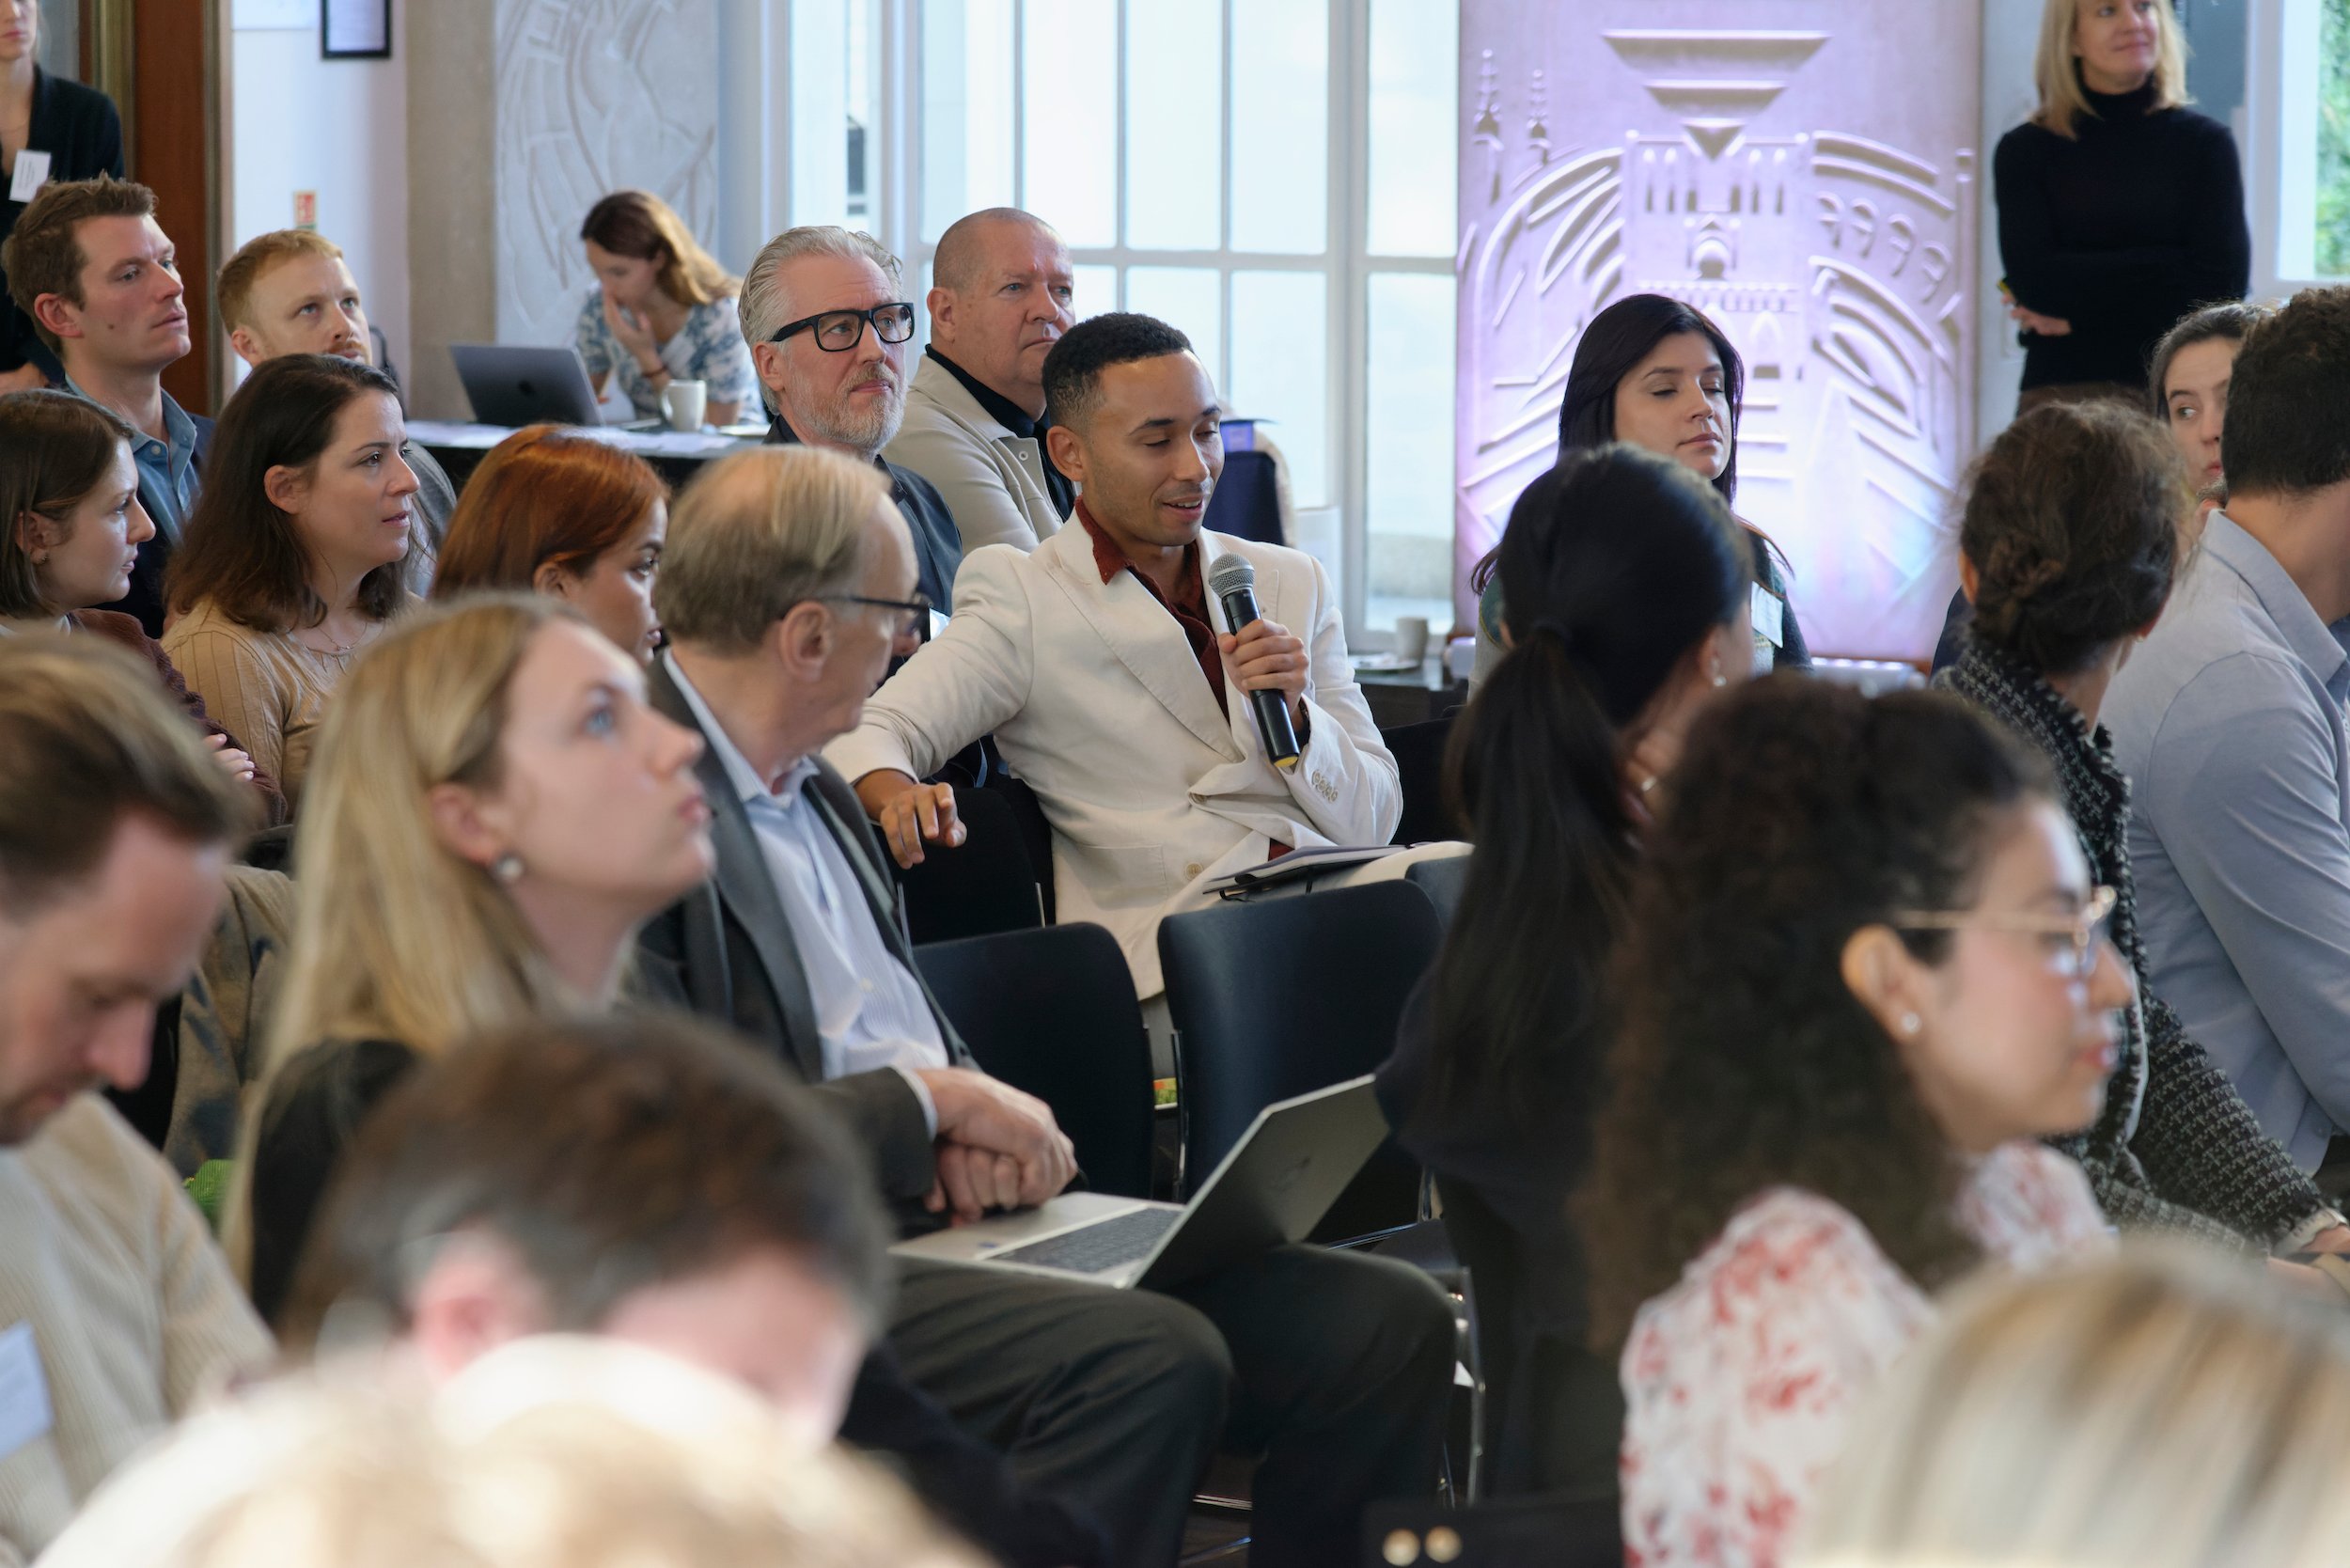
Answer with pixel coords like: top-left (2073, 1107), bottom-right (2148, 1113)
top-left (883, 208), bottom-right (1073, 554)
top-left (827, 311), bottom-right (1402, 1001)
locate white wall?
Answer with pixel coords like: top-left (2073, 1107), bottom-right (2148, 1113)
top-left (225, 4), bottom-right (411, 388)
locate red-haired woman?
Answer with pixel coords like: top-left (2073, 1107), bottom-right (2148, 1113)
top-left (431, 424), bottom-right (668, 661)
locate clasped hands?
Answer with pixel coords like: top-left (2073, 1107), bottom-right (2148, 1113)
top-left (916, 1066), bottom-right (1077, 1224)
top-left (854, 615), bottom-right (1310, 871)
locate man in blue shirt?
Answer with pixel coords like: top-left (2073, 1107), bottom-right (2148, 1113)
top-left (2104, 285), bottom-right (2350, 1178)
top-left (2, 176), bottom-right (206, 635)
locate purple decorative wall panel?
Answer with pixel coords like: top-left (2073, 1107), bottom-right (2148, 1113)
top-left (1456, 3), bottom-right (1982, 660)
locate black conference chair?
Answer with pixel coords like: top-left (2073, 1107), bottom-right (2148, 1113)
top-left (1405, 853), bottom-right (1472, 928)
top-left (1157, 879), bottom-right (1442, 1240)
top-left (1382, 714), bottom-right (1459, 846)
top-left (915, 921), bottom-right (1156, 1200)
top-left (889, 785), bottom-right (1044, 947)
top-left (1361, 1491), bottom-right (1622, 1568)
top-left (982, 771), bottom-right (1058, 924)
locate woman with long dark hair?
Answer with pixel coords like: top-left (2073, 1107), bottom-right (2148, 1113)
top-left (1473, 293), bottom-right (1807, 682)
top-left (162, 353), bottom-right (417, 810)
top-left (1377, 444), bottom-right (1752, 1497)
top-left (1585, 679), bottom-right (2125, 1568)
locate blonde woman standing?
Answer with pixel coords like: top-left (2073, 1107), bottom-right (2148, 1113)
top-left (1794, 1247), bottom-right (2350, 1568)
top-left (575, 190), bottom-right (755, 427)
top-left (229, 594), bottom-right (714, 1325)
top-left (1995, 0), bottom-right (2247, 412)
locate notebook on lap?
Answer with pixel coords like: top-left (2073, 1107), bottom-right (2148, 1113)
top-left (890, 1076), bottom-right (1387, 1291)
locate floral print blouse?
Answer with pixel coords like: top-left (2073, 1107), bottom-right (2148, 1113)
top-left (1618, 1142), bottom-right (2109, 1568)
top-left (572, 289), bottom-right (758, 422)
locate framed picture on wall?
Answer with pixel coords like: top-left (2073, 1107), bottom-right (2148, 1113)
top-left (321, 0), bottom-right (390, 58)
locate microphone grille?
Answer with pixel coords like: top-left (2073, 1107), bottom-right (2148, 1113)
top-left (1205, 553), bottom-right (1256, 600)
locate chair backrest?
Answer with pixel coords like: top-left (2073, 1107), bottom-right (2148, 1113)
top-left (1382, 714), bottom-right (1458, 846)
top-left (889, 786), bottom-right (1043, 947)
top-left (914, 921), bottom-right (1156, 1200)
top-left (982, 772), bottom-right (1058, 924)
top-left (1405, 853), bottom-right (1471, 927)
top-left (1157, 879), bottom-right (1441, 1233)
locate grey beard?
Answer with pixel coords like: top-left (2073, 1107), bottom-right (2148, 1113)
top-left (804, 381), bottom-right (905, 455)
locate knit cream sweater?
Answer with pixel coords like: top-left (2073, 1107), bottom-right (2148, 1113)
top-left (0, 1096), bottom-right (271, 1563)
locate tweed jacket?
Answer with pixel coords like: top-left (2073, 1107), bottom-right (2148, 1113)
top-left (1939, 635), bottom-right (2329, 1250)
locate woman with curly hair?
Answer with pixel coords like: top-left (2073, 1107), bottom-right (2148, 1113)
top-left (1583, 679), bottom-right (2128, 1568)
top-left (1377, 444), bottom-right (1754, 1498)
top-left (1935, 400), bottom-right (2350, 1262)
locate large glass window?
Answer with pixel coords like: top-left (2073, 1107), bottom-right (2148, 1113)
top-left (764, 0), bottom-right (1461, 637)
top-left (2323, 0), bottom-right (2349, 276)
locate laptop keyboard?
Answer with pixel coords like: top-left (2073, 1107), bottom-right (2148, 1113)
top-left (992, 1208), bottom-right (1182, 1275)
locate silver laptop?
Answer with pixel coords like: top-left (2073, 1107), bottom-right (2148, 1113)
top-left (891, 1076), bottom-right (1389, 1291)
top-left (449, 343), bottom-right (603, 427)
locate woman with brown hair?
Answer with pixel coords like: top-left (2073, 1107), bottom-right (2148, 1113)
top-left (1585, 678), bottom-right (2127, 1568)
top-left (0, 389), bottom-right (282, 821)
top-left (574, 190), bottom-right (754, 427)
top-left (162, 353), bottom-right (417, 812)
top-left (431, 424), bottom-right (668, 660)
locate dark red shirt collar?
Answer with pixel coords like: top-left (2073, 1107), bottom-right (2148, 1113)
top-left (1073, 498), bottom-right (1227, 718)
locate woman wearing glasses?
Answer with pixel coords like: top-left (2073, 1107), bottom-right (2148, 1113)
top-left (1582, 678), bottom-right (2123, 1568)
top-left (1935, 400), bottom-right (2350, 1260)
top-left (575, 190), bottom-right (756, 428)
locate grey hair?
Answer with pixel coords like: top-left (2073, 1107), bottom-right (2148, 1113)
top-left (652, 445), bottom-right (894, 655)
top-left (737, 227), bottom-right (906, 414)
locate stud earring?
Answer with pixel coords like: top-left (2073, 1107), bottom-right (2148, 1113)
top-left (29, 550), bottom-right (45, 564)
top-left (1710, 665), bottom-right (1727, 688)
top-left (492, 853), bottom-right (525, 885)
top-left (1900, 1011), bottom-right (1921, 1036)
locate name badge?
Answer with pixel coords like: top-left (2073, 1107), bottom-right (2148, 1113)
top-left (8, 149), bottom-right (52, 205)
top-left (1750, 581), bottom-right (1785, 649)
top-left (0, 1322), bottom-right (54, 1464)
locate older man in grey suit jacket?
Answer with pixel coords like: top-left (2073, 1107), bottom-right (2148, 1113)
top-left (885, 209), bottom-right (1075, 554)
top-left (636, 441), bottom-right (1453, 1568)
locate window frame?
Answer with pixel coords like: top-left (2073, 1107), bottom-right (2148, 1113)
top-left (742, 0), bottom-right (1455, 642)
top-left (2246, 0), bottom-right (2348, 290)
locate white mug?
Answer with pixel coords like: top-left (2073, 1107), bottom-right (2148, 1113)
top-left (1392, 615), bottom-right (1431, 664)
top-left (659, 378), bottom-right (709, 432)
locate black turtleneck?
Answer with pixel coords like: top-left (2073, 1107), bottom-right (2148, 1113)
top-left (926, 345), bottom-right (1076, 519)
top-left (1994, 76), bottom-right (2248, 390)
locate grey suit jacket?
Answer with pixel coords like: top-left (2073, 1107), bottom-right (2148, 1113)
top-left (885, 353), bottom-right (1063, 555)
top-left (636, 657), bottom-right (974, 1208)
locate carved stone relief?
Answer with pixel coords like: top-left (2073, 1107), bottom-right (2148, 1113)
top-left (494, 0), bottom-right (720, 349)
top-left (1457, 4), bottom-right (1982, 659)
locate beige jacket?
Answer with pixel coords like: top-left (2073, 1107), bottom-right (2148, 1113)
top-left (884, 354), bottom-right (1064, 556)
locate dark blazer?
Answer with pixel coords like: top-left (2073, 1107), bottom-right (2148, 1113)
top-left (635, 653), bottom-right (975, 1210)
top-left (70, 607), bottom-right (288, 825)
top-left (103, 409), bottom-right (213, 638)
top-left (765, 413), bottom-right (964, 613)
top-left (0, 69), bottom-right (124, 376)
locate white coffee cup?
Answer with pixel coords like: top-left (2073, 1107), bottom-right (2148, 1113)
top-left (659, 379), bottom-right (708, 432)
top-left (1393, 615), bottom-right (1431, 664)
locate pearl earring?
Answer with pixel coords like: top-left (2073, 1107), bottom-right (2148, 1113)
top-left (1900, 1011), bottom-right (1921, 1036)
top-left (492, 853), bottom-right (525, 885)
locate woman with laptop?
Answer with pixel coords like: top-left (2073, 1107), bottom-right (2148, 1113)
top-left (575, 189), bottom-right (756, 429)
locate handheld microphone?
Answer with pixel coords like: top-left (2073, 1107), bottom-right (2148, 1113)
top-left (1205, 553), bottom-right (1301, 773)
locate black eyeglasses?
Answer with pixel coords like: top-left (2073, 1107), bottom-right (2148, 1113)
top-left (816, 591), bottom-right (932, 635)
top-left (769, 303), bottom-right (917, 352)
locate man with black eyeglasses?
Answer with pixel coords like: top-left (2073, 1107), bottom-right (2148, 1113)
top-left (739, 226), bottom-right (962, 613)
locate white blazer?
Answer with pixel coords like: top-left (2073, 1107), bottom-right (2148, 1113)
top-left (884, 354), bottom-right (1063, 555)
top-left (823, 525), bottom-right (1402, 996)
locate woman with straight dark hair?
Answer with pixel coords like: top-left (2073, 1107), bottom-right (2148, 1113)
top-left (163, 353), bottom-right (417, 810)
top-left (0, 389), bottom-right (282, 821)
top-left (1473, 292), bottom-right (1807, 682)
top-left (432, 424), bottom-right (669, 660)
top-left (1936, 400), bottom-right (2349, 1261)
top-left (2146, 300), bottom-right (2268, 514)
top-left (1377, 445), bottom-right (1753, 1497)
top-left (1586, 681), bottom-right (2124, 1567)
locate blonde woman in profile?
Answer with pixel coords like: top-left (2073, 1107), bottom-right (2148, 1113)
top-left (38, 1337), bottom-right (988, 1568)
top-left (1794, 1247), bottom-right (2350, 1568)
top-left (225, 593), bottom-right (714, 1325)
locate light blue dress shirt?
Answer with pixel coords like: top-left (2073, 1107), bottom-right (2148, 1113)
top-left (665, 658), bottom-right (949, 1111)
top-left (66, 378), bottom-right (198, 543)
top-left (2103, 514), bottom-right (2350, 1169)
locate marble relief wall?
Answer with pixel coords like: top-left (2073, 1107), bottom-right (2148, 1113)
top-left (1457, 2), bottom-right (1982, 661)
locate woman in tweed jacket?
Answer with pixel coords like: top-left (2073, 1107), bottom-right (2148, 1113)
top-left (1935, 400), bottom-right (2345, 1253)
